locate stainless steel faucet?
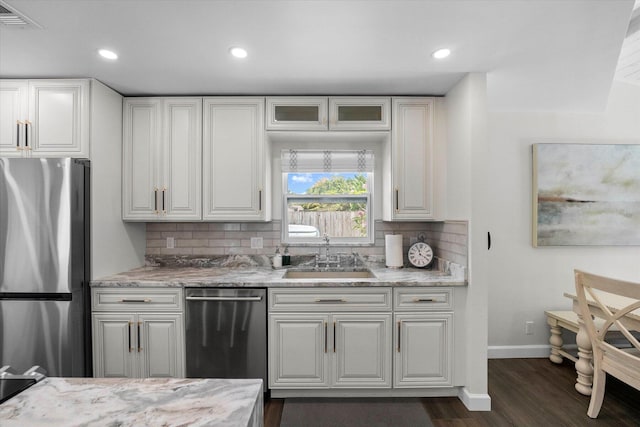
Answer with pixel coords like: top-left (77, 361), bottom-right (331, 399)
top-left (323, 233), bottom-right (330, 258)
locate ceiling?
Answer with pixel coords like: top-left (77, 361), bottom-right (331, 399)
top-left (0, 0), bottom-right (635, 112)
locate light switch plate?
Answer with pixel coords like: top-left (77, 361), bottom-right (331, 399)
top-left (166, 237), bottom-right (175, 249)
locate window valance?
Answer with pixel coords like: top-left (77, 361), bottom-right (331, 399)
top-left (281, 149), bottom-right (374, 173)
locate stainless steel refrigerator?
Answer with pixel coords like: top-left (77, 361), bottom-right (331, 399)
top-left (0, 158), bottom-right (91, 377)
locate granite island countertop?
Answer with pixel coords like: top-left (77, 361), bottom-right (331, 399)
top-left (0, 377), bottom-right (263, 427)
top-left (91, 262), bottom-right (467, 288)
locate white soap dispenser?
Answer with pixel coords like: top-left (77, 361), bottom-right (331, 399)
top-left (273, 247), bottom-right (282, 269)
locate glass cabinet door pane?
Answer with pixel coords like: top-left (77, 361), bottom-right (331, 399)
top-left (337, 106), bottom-right (382, 122)
top-left (274, 106), bottom-right (319, 122)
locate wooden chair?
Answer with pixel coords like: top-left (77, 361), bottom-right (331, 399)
top-left (574, 270), bottom-right (640, 418)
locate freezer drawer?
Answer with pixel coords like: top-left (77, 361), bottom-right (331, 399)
top-left (0, 298), bottom-right (86, 377)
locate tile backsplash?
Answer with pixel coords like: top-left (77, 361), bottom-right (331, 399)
top-left (146, 220), bottom-right (468, 268)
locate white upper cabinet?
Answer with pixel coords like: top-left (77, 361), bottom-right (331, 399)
top-left (384, 97), bottom-right (443, 221)
top-left (329, 97), bottom-right (390, 130)
top-left (203, 97), bottom-right (269, 221)
top-left (122, 97), bottom-right (202, 221)
top-left (0, 81), bottom-right (27, 154)
top-left (0, 79), bottom-right (89, 158)
top-left (266, 97), bottom-right (391, 131)
top-left (266, 97), bottom-right (328, 130)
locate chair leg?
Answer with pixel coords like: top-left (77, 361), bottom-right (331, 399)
top-left (587, 368), bottom-right (606, 418)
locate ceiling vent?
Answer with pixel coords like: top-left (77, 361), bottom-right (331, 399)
top-left (0, 1), bottom-right (40, 27)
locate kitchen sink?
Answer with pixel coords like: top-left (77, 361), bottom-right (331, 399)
top-left (283, 269), bottom-right (376, 279)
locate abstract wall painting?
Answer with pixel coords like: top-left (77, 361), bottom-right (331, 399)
top-left (532, 144), bottom-right (640, 246)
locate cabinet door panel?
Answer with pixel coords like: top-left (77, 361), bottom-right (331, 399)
top-left (388, 98), bottom-right (435, 220)
top-left (122, 98), bottom-right (161, 219)
top-left (92, 314), bottom-right (136, 378)
top-left (162, 98), bottom-right (202, 220)
top-left (394, 313), bottom-right (453, 387)
top-left (266, 97), bottom-right (327, 130)
top-left (203, 98), bottom-right (265, 220)
top-left (329, 97), bottom-right (390, 130)
top-left (333, 314), bottom-right (391, 388)
top-left (28, 80), bottom-right (89, 157)
top-left (269, 314), bottom-right (330, 388)
top-left (138, 314), bottom-right (185, 378)
top-left (0, 80), bottom-right (27, 156)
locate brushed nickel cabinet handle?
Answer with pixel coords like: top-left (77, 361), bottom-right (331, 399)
top-left (162, 187), bottom-right (166, 214)
top-left (16, 121), bottom-right (21, 150)
top-left (324, 321), bottom-right (328, 353)
top-left (333, 321), bottom-right (336, 353)
top-left (120, 299), bottom-right (151, 303)
top-left (258, 189), bottom-right (262, 211)
top-left (137, 321), bottom-right (142, 352)
top-left (128, 322), bottom-right (133, 353)
top-left (395, 188), bottom-right (399, 212)
top-left (412, 298), bottom-right (437, 303)
top-left (315, 299), bottom-right (346, 303)
top-left (24, 121), bottom-right (30, 150)
top-left (153, 188), bottom-right (158, 213)
top-left (397, 321), bottom-right (401, 353)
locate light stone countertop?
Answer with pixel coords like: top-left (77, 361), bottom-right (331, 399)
top-left (90, 263), bottom-right (467, 288)
top-left (0, 377), bottom-right (263, 427)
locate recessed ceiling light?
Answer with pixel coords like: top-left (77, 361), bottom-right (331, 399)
top-left (432, 48), bottom-right (451, 59)
top-left (98, 49), bottom-right (118, 60)
top-left (229, 47), bottom-right (248, 59)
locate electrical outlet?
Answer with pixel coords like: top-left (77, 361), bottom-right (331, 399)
top-left (166, 237), bottom-right (175, 249)
top-left (525, 321), bottom-right (534, 335)
top-left (251, 237), bottom-right (263, 249)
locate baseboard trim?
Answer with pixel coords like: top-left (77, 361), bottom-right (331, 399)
top-left (458, 387), bottom-right (491, 411)
top-left (488, 344), bottom-right (564, 359)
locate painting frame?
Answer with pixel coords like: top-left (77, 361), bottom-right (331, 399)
top-left (532, 143), bottom-right (640, 247)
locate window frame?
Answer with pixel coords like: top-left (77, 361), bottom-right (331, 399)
top-left (282, 172), bottom-right (375, 246)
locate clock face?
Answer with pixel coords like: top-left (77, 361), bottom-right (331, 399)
top-left (408, 242), bottom-right (433, 268)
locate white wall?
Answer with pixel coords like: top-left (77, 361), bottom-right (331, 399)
top-left (90, 80), bottom-right (145, 278)
top-left (445, 73), bottom-right (491, 410)
top-left (487, 81), bottom-right (640, 357)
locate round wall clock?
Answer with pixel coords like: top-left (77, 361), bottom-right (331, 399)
top-left (407, 241), bottom-right (433, 268)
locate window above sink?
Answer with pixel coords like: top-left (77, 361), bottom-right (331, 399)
top-left (281, 149), bottom-right (374, 245)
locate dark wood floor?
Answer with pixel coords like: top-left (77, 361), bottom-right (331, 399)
top-left (264, 358), bottom-right (640, 427)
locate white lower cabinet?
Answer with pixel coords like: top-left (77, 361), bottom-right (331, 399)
top-left (91, 288), bottom-right (185, 378)
top-left (333, 314), bottom-right (392, 387)
top-left (269, 314), bottom-right (330, 388)
top-left (269, 313), bottom-right (392, 389)
top-left (394, 313), bottom-right (453, 387)
top-left (393, 288), bottom-right (454, 387)
top-left (268, 288), bottom-right (393, 390)
top-left (268, 287), bottom-right (455, 394)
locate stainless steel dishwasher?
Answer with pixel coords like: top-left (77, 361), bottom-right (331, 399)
top-left (185, 288), bottom-right (266, 391)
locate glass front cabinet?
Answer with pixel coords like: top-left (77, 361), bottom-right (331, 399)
top-left (266, 97), bottom-right (390, 131)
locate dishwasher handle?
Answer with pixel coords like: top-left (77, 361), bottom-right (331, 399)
top-left (185, 296), bottom-right (263, 302)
